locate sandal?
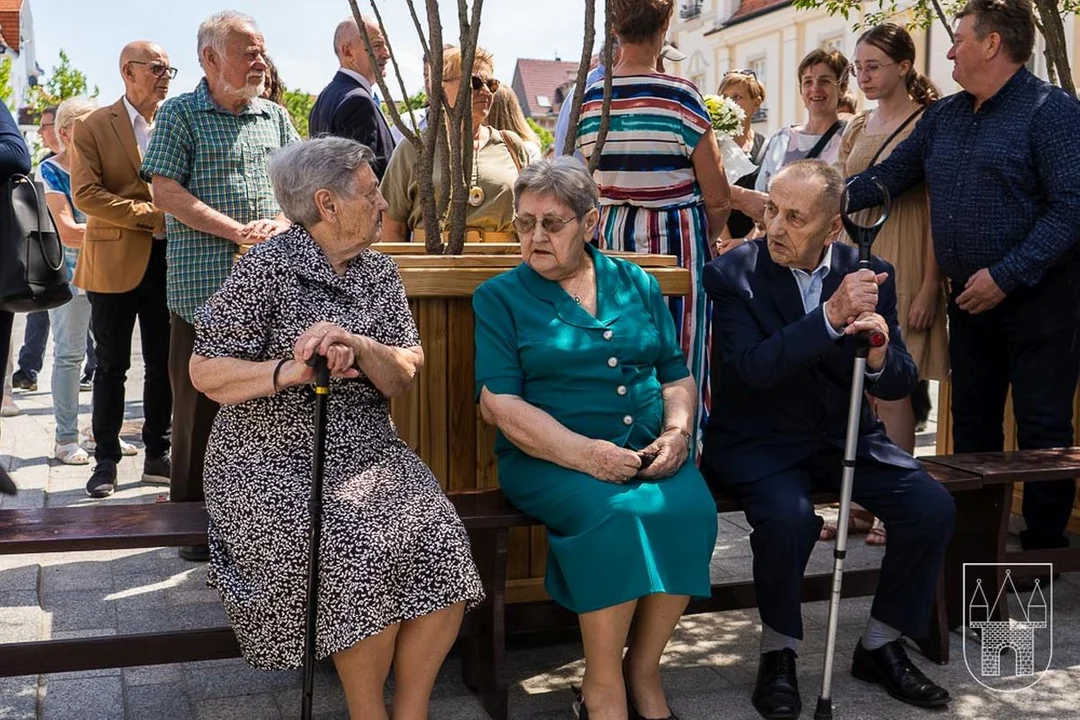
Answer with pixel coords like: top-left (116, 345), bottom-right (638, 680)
top-left (866, 519), bottom-right (887, 546)
top-left (818, 509), bottom-right (874, 542)
top-left (54, 442), bottom-right (90, 465)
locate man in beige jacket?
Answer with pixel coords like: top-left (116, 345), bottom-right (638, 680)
top-left (71, 41), bottom-right (175, 499)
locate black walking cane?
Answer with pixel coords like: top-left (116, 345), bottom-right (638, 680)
top-left (301, 355), bottom-right (331, 720)
top-left (815, 179), bottom-right (891, 720)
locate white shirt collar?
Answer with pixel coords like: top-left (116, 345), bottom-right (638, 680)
top-left (122, 95), bottom-right (150, 129)
top-left (338, 67), bottom-right (374, 94)
top-left (791, 243), bottom-right (834, 278)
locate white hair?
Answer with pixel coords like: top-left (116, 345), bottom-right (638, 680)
top-left (197, 10), bottom-right (258, 69)
top-left (268, 137), bottom-right (375, 228)
top-left (333, 15), bottom-right (377, 59)
top-left (54, 97), bottom-right (98, 151)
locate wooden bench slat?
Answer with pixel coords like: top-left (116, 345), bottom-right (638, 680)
top-left (0, 491), bottom-right (534, 557)
top-left (0, 629), bottom-right (241, 677)
top-left (923, 448), bottom-right (1080, 484)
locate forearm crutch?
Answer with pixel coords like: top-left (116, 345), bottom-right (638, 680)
top-left (301, 355), bottom-right (331, 720)
top-left (815, 179), bottom-right (891, 720)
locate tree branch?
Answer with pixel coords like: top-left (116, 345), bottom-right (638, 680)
top-left (928, 0), bottom-right (955, 43)
top-left (1033, 0), bottom-right (1075, 95)
top-left (348, 0), bottom-right (419, 146)
top-left (561, 0), bottom-right (596, 156)
top-left (588, 0), bottom-right (615, 174)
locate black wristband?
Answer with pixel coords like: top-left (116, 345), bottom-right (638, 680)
top-left (272, 358), bottom-right (290, 394)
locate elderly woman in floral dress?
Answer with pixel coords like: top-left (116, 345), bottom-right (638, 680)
top-left (190, 137), bottom-right (483, 719)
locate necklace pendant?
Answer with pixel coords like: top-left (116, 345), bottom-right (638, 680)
top-left (468, 186), bottom-right (485, 207)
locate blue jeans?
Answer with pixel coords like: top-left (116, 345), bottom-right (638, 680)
top-left (48, 294), bottom-right (93, 444)
top-left (17, 310), bottom-right (49, 377)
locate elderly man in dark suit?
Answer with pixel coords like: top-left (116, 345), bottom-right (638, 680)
top-left (309, 15), bottom-right (395, 179)
top-left (701, 160), bottom-right (954, 720)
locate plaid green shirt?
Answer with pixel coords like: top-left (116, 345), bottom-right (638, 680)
top-left (140, 78), bottom-right (300, 323)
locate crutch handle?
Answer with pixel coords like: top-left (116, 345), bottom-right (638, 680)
top-left (306, 354), bottom-right (331, 390)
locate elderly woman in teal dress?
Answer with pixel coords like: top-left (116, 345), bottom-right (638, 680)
top-left (474, 157), bottom-right (717, 720)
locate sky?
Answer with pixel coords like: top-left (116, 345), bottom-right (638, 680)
top-left (30, 0), bottom-right (605, 104)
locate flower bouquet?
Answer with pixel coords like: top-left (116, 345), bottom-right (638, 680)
top-left (703, 94), bottom-right (756, 183)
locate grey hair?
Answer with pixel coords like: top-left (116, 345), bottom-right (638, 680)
top-left (54, 97), bottom-right (98, 152)
top-left (268, 137), bottom-right (375, 228)
top-left (333, 15), bottom-right (376, 58)
top-left (774, 159), bottom-right (844, 213)
top-left (513, 157), bottom-right (599, 218)
top-left (197, 10), bottom-right (258, 69)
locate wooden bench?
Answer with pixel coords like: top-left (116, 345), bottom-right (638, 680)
top-left (0, 490), bottom-right (532, 720)
top-left (2, 450), bottom-right (1076, 720)
top-left (922, 448), bottom-right (1080, 634)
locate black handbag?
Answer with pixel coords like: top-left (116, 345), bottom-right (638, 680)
top-left (0, 173), bottom-right (72, 312)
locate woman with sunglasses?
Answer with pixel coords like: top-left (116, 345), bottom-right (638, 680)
top-left (577, 0), bottom-right (753, 455)
top-left (380, 46), bottom-right (530, 244)
top-left (714, 70), bottom-right (767, 250)
top-left (475, 157), bottom-right (717, 720)
top-left (835, 23), bottom-right (948, 546)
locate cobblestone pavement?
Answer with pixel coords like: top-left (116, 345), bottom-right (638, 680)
top-left (2, 314), bottom-right (1078, 719)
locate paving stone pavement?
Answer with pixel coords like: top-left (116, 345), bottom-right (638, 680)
top-left (3, 314), bottom-right (1079, 719)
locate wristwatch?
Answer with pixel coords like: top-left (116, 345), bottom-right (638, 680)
top-left (664, 426), bottom-right (693, 451)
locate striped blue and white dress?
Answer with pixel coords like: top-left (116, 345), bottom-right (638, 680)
top-left (576, 73), bottom-right (713, 452)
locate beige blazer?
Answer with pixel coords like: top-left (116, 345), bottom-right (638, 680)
top-left (70, 97), bottom-right (165, 294)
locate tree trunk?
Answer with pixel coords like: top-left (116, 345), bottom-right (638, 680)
top-left (588, 0), bottom-right (615, 174)
top-left (560, 0), bottom-right (596, 156)
top-left (1033, 0), bottom-right (1076, 96)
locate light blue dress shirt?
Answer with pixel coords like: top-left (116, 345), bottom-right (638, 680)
top-left (553, 64), bottom-right (605, 160)
top-left (790, 244), bottom-right (882, 378)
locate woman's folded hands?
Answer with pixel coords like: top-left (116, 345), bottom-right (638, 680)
top-left (291, 321), bottom-right (362, 380)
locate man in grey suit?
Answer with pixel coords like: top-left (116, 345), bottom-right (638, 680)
top-left (309, 16), bottom-right (395, 179)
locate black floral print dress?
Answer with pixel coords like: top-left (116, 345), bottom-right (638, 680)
top-left (193, 225), bottom-right (484, 669)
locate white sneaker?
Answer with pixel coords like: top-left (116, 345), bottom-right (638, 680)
top-left (81, 431), bottom-right (139, 456)
top-left (55, 442), bottom-right (90, 465)
top-left (1, 395), bottom-right (19, 417)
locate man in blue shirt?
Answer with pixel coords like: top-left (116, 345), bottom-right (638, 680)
top-left (848, 0), bottom-right (1080, 557)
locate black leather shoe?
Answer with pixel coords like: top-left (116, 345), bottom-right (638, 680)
top-left (851, 641), bottom-right (949, 708)
top-left (752, 649), bottom-right (800, 719)
top-left (85, 460), bottom-right (117, 498)
top-left (179, 544), bottom-right (210, 562)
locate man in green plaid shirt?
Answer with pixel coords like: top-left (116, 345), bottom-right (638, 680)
top-left (141, 10), bottom-right (298, 561)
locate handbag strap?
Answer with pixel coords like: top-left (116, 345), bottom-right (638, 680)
top-left (499, 130), bottom-right (524, 173)
top-left (14, 173), bottom-right (64, 273)
top-left (805, 121), bottom-right (843, 160)
top-left (867, 108), bottom-right (925, 168)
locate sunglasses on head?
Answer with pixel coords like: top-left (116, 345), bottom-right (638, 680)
top-left (724, 68), bottom-right (757, 79)
top-left (128, 60), bottom-right (178, 79)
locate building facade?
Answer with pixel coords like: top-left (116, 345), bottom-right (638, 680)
top-left (670, 0), bottom-right (1080, 137)
top-left (0, 0), bottom-right (40, 115)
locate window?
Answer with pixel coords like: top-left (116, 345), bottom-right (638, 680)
top-left (748, 57), bottom-right (767, 123)
top-left (536, 95), bottom-right (551, 109)
top-left (821, 33), bottom-right (845, 54)
top-left (692, 74), bottom-right (706, 92)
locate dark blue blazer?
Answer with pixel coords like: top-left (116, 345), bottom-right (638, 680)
top-left (309, 71), bottom-right (395, 180)
top-left (700, 239), bottom-right (920, 487)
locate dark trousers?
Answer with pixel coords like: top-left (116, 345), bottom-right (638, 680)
top-left (948, 264), bottom-right (1080, 551)
top-left (0, 310), bottom-right (11, 397)
top-left (168, 313), bottom-right (218, 503)
top-left (87, 240), bottom-right (172, 463)
top-left (724, 449), bottom-right (955, 641)
top-left (16, 310), bottom-right (48, 376)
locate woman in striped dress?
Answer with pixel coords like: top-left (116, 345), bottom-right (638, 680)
top-left (577, 0), bottom-right (746, 450)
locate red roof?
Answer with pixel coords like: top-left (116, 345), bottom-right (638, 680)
top-left (716, 0), bottom-right (792, 29)
top-left (511, 58), bottom-right (580, 118)
top-left (0, 0), bottom-right (23, 54)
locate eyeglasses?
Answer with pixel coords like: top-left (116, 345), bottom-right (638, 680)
top-left (724, 68), bottom-right (757, 79)
top-left (850, 61), bottom-right (897, 77)
top-left (513, 213), bottom-right (581, 235)
top-left (128, 61), bottom-right (178, 79)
